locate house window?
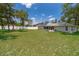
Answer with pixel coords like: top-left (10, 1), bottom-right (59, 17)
top-left (65, 26), bottom-right (68, 31)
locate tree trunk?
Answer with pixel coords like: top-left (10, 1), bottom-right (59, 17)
top-left (74, 14), bottom-right (79, 31)
top-left (0, 19), bottom-right (4, 30)
top-left (74, 14), bottom-right (77, 25)
top-left (12, 24), bottom-right (15, 30)
top-left (8, 24), bottom-right (10, 31)
top-left (7, 18), bottom-right (10, 31)
top-left (21, 19), bottom-right (24, 29)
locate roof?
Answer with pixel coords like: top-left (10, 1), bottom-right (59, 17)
top-left (45, 22), bottom-right (75, 27)
top-left (33, 22), bottom-right (47, 26)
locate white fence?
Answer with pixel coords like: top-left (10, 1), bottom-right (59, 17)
top-left (0, 26), bottom-right (38, 30)
top-left (26, 27), bottom-right (38, 30)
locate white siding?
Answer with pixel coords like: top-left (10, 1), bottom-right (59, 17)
top-left (55, 26), bottom-right (77, 32)
top-left (55, 26), bottom-right (66, 32)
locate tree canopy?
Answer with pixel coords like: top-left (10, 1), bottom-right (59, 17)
top-left (61, 3), bottom-right (79, 26)
top-left (0, 3), bottom-right (29, 30)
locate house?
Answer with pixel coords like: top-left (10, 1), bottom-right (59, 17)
top-left (33, 22), bottom-right (46, 29)
top-left (44, 22), bottom-right (78, 33)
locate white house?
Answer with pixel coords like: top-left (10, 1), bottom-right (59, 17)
top-left (44, 22), bottom-right (78, 33)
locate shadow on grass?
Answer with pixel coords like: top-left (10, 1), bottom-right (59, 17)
top-left (0, 33), bottom-right (17, 41)
top-left (0, 30), bottom-right (18, 41)
top-left (0, 29), bottom-right (28, 40)
top-left (0, 29), bottom-right (27, 33)
top-left (61, 31), bottom-right (79, 35)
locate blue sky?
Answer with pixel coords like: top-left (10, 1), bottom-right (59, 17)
top-left (14, 3), bottom-right (63, 24)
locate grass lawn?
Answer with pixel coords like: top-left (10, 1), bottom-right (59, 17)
top-left (0, 30), bottom-right (79, 56)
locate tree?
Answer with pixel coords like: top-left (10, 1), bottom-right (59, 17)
top-left (61, 4), bottom-right (73, 23)
top-left (61, 3), bottom-right (79, 26)
top-left (0, 4), bottom-right (7, 30)
top-left (5, 3), bottom-right (15, 30)
top-left (15, 10), bottom-right (28, 29)
top-left (0, 3), bottom-right (16, 30)
top-left (0, 3), bottom-right (29, 30)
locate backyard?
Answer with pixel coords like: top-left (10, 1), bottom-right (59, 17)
top-left (0, 30), bottom-right (79, 56)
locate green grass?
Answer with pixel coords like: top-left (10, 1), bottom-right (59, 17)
top-left (0, 30), bottom-right (79, 56)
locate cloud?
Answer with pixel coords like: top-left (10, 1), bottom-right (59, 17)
top-left (31, 17), bottom-right (36, 20)
top-left (21, 3), bottom-right (34, 8)
top-left (47, 15), bottom-right (55, 21)
top-left (49, 17), bottom-right (55, 21)
top-left (48, 15), bottom-right (53, 18)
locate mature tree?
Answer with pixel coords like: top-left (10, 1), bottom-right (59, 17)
top-left (0, 4), bottom-right (6, 30)
top-left (5, 3), bottom-right (15, 30)
top-left (0, 3), bottom-right (15, 30)
top-left (61, 3), bottom-right (79, 26)
top-left (15, 10), bottom-right (28, 29)
top-left (0, 3), bottom-right (29, 30)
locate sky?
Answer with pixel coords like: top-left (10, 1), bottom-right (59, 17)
top-left (14, 3), bottom-right (63, 24)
